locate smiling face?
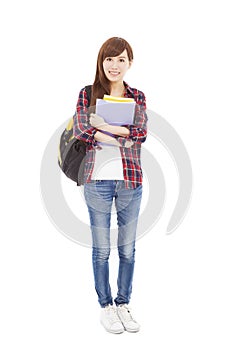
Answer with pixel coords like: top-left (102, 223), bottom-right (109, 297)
top-left (103, 49), bottom-right (131, 83)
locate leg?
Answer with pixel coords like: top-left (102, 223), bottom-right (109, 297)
top-left (84, 181), bottom-right (115, 307)
top-left (114, 183), bottom-right (142, 306)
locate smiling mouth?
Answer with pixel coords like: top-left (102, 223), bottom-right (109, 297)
top-left (109, 71), bottom-right (120, 76)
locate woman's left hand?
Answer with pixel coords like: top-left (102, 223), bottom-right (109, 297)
top-left (90, 113), bottom-right (109, 129)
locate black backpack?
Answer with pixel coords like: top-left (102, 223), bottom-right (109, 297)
top-left (58, 85), bottom-right (92, 185)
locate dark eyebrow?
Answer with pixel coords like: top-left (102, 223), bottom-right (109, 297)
top-left (105, 55), bottom-right (127, 59)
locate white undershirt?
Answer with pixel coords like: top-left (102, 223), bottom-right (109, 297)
top-left (91, 143), bottom-right (124, 180)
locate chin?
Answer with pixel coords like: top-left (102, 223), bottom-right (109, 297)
top-left (107, 76), bottom-right (121, 82)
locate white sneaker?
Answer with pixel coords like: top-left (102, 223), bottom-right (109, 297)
top-left (117, 304), bottom-right (140, 332)
top-left (100, 305), bottom-right (124, 334)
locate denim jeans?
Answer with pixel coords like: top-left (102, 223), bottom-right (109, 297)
top-left (84, 180), bottom-right (142, 307)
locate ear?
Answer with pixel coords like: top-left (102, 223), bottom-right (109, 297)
top-left (129, 60), bottom-right (133, 69)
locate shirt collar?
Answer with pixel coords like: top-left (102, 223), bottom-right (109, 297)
top-left (123, 81), bottom-right (135, 98)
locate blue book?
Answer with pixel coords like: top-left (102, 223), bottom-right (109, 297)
top-left (96, 98), bottom-right (136, 126)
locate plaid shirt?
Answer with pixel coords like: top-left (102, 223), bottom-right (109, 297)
top-left (73, 82), bottom-right (148, 189)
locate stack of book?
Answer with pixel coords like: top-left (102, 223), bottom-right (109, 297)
top-left (96, 95), bottom-right (136, 126)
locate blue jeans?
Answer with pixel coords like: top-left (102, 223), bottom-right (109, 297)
top-left (84, 180), bottom-right (142, 307)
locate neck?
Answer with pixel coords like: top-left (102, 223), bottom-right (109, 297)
top-left (110, 81), bottom-right (125, 97)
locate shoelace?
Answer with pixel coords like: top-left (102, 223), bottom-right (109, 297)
top-left (105, 306), bottom-right (121, 323)
top-left (118, 305), bottom-right (135, 322)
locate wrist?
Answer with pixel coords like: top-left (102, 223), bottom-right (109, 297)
top-left (100, 124), bottom-right (110, 132)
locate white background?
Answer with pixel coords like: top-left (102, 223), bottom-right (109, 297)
top-left (1, 0), bottom-right (233, 348)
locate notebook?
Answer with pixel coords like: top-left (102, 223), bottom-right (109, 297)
top-left (96, 96), bottom-right (136, 126)
top-left (103, 95), bottom-right (135, 103)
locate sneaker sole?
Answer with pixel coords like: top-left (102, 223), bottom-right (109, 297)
top-left (100, 321), bottom-right (124, 334)
top-left (124, 326), bottom-right (140, 333)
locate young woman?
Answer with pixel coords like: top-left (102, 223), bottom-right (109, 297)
top-left (73, 37), bottom-right (148, 334)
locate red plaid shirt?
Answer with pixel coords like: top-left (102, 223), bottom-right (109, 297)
top-left (73, 82), bottom-right (148, 189)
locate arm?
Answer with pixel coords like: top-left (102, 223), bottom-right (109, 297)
top-left (126, 92), bottom-right (148, 143)
top-left (98, 124), bottom-right (130, 137)
top-left (88, 90), bottom-right (148, 146)
top-left (94, 131), bottom-right (117, 143)
top-left (103, 91), bottom-right (148, 146)
top-left (94, 131), bottom-right (134, 148)
top-left (73, 88), bottom-right (97, 144)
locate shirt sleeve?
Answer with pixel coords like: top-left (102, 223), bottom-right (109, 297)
top-left (73, 87), bottom-right (97, 144)
top-left (117, 91), bottom-right (148, 146)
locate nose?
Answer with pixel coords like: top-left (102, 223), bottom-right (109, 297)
top-left (111, 59), bottom-right (118, 69)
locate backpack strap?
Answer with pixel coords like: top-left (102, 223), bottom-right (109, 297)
top-left (84, 85), bottom-right (92, 106)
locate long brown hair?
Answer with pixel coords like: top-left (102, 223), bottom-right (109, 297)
top-left (90, 37), bottom-right (133, 106)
